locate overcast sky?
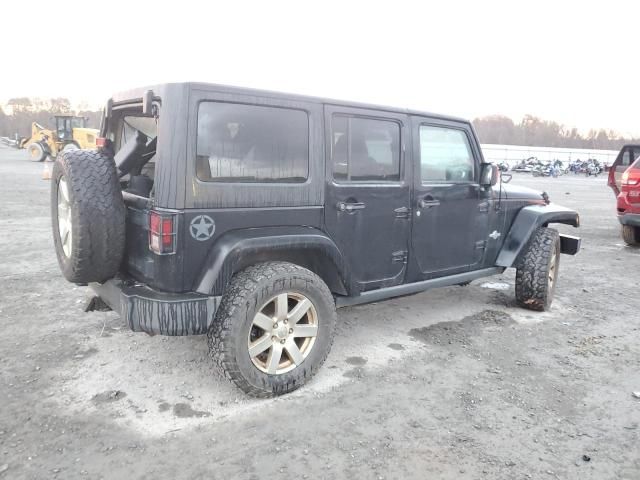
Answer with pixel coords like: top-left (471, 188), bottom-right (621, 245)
top-left (2, 0), bottom-right (639, 135)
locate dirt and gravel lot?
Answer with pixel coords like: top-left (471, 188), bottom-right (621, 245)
top-left (1, 144), bottom-right (639, 480)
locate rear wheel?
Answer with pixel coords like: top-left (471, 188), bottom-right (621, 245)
top-left (515, 227), bottom-right (560, 311)
top-left (27, 142), bottom-right (46, 162)
top-left (62, 142), bottom-right (79, 153)
top-left (622, 225), bottom-right (640, 246)
top-left (208, 262), bottom-right (336, 397)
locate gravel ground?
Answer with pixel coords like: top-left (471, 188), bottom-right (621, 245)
top-left (1, 145), bottom-right (639, 480)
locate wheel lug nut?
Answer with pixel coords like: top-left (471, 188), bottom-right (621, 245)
top-left (273, 323), bottom-right (278, 329)
top-left (280, 339), bottom-right (285, 344)
top-left (284, 319), bottom-right (288, 324)
top-left (289, 329), bottom-right (293, 334)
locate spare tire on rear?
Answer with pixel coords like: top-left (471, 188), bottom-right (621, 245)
top-left (51, 149), bottom-right (126, 283)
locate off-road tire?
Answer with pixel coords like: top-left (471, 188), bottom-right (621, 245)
top-left (28, 142), bottom-right (46, 162)
top-left (622, 225), bottom-right (640, 246)
top-left (208, 262), bottom-right (336, 397)
top-left (515, 227), bottom-right (560, 311)
top-left (51, 149), bottom-right (126, 283)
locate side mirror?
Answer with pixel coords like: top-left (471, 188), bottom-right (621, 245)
top-left (480, 163), bottom-right (500, 187)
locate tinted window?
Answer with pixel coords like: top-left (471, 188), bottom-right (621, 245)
top-left (622, 149), bottom-right (631, 167)
top-left (197, 102), bottom-right (308, 183)
top-left (419, 125), bottom-right (475, 182)
top-left (332, 115), bottom-right (400, 181)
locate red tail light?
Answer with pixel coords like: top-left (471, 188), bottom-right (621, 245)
top-left (149, 210), bottom-right (177, 255)
top-left (96, 137), bottom-right (107, 148)
top-left (622, 168), bottom-right (640, 186)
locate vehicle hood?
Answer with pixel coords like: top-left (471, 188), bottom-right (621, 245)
top-left (500, 183), bottom-right (546, 202)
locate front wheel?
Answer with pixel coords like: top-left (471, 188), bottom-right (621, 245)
top-left (515, 227), bottom-right (560, 311)
top-left (208, 262), bottom-right (336, 397)
top-left (27, 142), bottom-right (47, 162)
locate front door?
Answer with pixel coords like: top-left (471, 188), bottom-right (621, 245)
top-left (411, 118), bottom-right (488, 279)
top-left (324, 106), bottom-right (411, 292)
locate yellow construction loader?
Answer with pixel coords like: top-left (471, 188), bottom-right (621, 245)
top-left (19, 115), bottom-right (98, 161)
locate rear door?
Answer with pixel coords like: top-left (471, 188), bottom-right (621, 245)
top-left (324, 106), bottom-right (411, 292)
top-left (411, 118), bottom-right (488, 279)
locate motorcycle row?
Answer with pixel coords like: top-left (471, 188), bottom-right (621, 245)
top-left (502, 157), bottom-right (604, 177)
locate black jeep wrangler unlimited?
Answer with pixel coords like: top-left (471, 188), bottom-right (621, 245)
top-left (51, 83), bottom-right (581, 397)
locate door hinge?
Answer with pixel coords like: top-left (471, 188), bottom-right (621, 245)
top-left (392, 250), bottom-right (408, 263)
top-left (475, 240), bottom-right (487, 250)
top-left (394, 206), bottom-right (411, 219)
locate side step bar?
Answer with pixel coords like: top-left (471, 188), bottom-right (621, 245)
top-left (336, 267), bottom-right (505, 308)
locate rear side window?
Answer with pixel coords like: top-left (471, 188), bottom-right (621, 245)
top-left (419, 125), bottom-right (475, 183)
top-left (331, 115), bottom-right (401, 182)
top-left (621, 149), bottom-right (631, 167)
top-left (196, 102), bottom-right (309, 183)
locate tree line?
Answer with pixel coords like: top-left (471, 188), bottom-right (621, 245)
top-left (473, 114), bottom-right (640, 151)
top-left (0, 97), bottom-right (101, 138)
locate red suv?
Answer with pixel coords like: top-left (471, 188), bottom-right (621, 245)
top-left (608, 145), bottom-right (640, 245)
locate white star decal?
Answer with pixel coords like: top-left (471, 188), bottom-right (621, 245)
top-left (190, 215), bottom-right (215, 241)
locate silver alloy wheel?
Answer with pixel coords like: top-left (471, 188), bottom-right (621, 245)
top-left (548, 250), bottom-right (557, 290)
top-left (248, 292), bottom-right (318, 375)
top-left (57, 177), bottom-right (72, 257)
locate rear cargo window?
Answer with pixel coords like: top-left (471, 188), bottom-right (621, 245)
top-left (196, 102), bottom-right (309, 183)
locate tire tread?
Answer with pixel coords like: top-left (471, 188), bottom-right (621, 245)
top-left (51, 149), bottom-right (126, 283)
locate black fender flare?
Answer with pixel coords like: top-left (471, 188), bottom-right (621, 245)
top-left (193, 226), bottom-right (352, 296)
top-left (495, 203), bottom-right (579, 267)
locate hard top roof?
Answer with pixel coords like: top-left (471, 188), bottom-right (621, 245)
top-left (110, 82), bottom-right (469, 124)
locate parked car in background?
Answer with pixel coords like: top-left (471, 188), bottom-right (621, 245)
top-left (608, 144), bottom-right (640, 197)
top-left (614, 157), bottom-right (640, 245)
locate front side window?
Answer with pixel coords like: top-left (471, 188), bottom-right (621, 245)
top-left (197, 102), bottom-right (309, 183)
top-left (419, 125), bottom-right (475, 183)
top-left (332, 115), bottom-right (401, 182)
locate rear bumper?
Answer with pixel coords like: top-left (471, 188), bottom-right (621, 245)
top-left (89, 279), bottom-right (221, 336)
top-left (619, 213), bottom-right (640, 227)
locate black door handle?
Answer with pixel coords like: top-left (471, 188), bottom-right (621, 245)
top-left (418, 197), bottom-right (440, 209)
top-left (336, 201), bottom-right (366, 212)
